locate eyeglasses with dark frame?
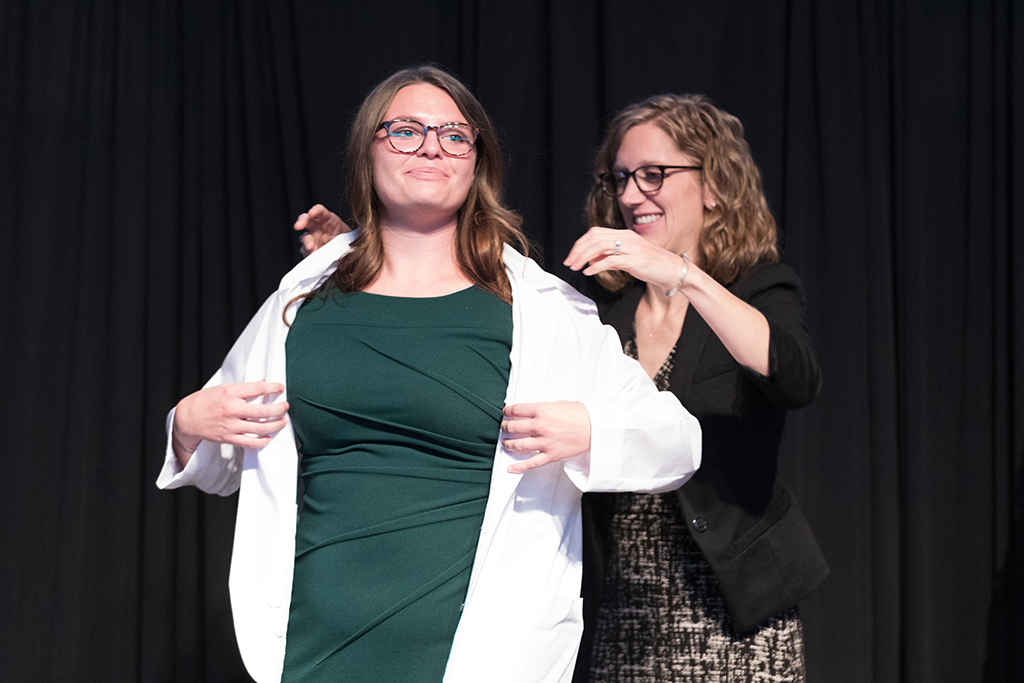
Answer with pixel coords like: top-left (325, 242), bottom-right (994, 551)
top-left (598, 164), bottom-right (702, 197)
top-left (378, 119), bottom-right (479, 157)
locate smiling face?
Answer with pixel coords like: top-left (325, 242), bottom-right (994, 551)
top-left (372, 83), bottom-right (476, 230)
top-left (614, 121), bottom-right (712, 257)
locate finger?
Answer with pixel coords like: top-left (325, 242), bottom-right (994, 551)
top-left (224, 433), bottom-right (277, 449)
top-left (564, 232), bottom-right (621, 270)
top-left (230, 380), bottom-right (286, 400)
top-left (502, 403), bottom-right (539, 419)
top-left (294, 212), bottom-right (309, 231)
top-left (240, 401), bottom-right (290, 421)
top-left (563, 247), bottom-right (596, 271)
top-left (507, 451), bottom-right (555, 474)
top-left (563, 237), bottom-right (598, 270)
top-left (235, 415), bottom-right (288, 435)
top-left (500, 418), bottom-right (535, 436)
top-left (302, 233), bottom-right (316, 253)
top-left (501, 433), bottom-right (542, 452)
top-left (563, 227), bottom-right (614, 257)
top-left (581, 256), bottom-right (620, 277)
top-left (307, 203), bottom-right (326, 220)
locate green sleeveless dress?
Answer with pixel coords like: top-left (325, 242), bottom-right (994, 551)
top-left (281, 285), bottom-right (512, 682)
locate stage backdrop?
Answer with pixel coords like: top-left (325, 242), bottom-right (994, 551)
top-left (1, 1), bottom-right (1021, 681)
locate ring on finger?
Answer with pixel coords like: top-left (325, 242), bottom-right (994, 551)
top-left (614, 239), bottom-right (622, 256)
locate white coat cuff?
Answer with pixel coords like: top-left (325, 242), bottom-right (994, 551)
top-left (563, 399), bottom-right (694, 493)
top-left (156, 407), bottom-right (241, 495)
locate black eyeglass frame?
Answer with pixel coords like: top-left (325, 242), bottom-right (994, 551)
top-left (598, 164), bottom-right (703, 197)
top-left (378, 119), bottom-right (480, 157)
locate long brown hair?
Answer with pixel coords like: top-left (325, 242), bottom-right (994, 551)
top-left (586, 94), bottom-right (778, 291)
top-left (316, 65), bottom-right (526, 307)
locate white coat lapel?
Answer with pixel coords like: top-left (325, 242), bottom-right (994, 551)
top-left (464, 249), bottom-right (565, 589)
top-left (232, 231), bottom-right (359, 643)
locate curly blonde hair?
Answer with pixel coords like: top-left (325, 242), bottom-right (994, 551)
top-left (586, 94), bottom-right (778, 290)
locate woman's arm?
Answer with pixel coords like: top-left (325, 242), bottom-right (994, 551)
top-left (571, 314), bottom-right (702, 492)
top-left (565, 226), bottom-right (770, 375)
top-left (503, 274), bottom-right (701, 491)
top-left (676, 263), bottom-right (771, 376)
top-left (171, 381), bottom-right (289, 466)
top-left (157, 285), bottom-right (297, 495)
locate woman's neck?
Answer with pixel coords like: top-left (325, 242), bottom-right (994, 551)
top-left (366, 215), bottom-right (473, 297)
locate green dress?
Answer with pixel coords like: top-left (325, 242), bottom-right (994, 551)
top-left (281, 285), bottom-right (512, 683)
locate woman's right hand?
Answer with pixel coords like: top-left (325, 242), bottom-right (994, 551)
top-left (563, 226), bottom-right (686, 293)
top-left (294, 204), bottom-right (350, 256)
top-left (171, 381), bottom-right (289, 466)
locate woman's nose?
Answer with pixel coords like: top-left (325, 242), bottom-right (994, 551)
top-left (416, 128), bottom-right (444, 158)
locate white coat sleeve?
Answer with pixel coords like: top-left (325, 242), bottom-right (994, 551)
top-left (155, 292), bottom-right (283, 497)
top-left (564, 314), bottom-right (702, 493)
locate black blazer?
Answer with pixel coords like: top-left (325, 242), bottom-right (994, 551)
top-left (580, 261), bottom-right (829, 634)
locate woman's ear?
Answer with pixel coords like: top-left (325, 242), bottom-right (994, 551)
top-left (700, 180), bottom-right (717, 211)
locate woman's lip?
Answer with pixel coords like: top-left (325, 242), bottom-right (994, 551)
top-left (407, 167), bottom-right (448, 179)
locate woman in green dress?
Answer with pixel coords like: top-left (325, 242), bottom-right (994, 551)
top-left (159, 66), bottom-right (700, 683)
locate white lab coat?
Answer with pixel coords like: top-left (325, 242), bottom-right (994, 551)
top-left (157, 232), bottom-right (701, 683)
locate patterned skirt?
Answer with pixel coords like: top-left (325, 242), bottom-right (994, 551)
top-left (586, 492), bottom-right (806, 683)
top-left (586, 335), bottom-right (806, 683)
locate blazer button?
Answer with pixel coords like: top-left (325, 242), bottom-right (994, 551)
top-left (692, 517), bottom-right (708, 533)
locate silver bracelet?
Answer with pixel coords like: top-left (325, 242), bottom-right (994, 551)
top-left (666, 253), bottom-right (690, 296)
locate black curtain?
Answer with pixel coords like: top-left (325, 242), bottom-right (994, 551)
top-left (1, 1), bottom-right (1021, 681)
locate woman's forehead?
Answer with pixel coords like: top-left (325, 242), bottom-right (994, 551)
top-left (615, 122), bottom-right (693, 166)
top-left (384, 83), bottom-right (465, 124)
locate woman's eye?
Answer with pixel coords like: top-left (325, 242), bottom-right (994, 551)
top-left (442, 126), bottom-right (472, 142)
top-left (389, 124), bottom-right (422, 137)
top-left (639, 168), bottom-right (663, 183)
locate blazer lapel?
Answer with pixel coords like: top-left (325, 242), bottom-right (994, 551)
top-left (602, 281), bottom-right (713, 405)
top-left (667, 305), bottom-right (712, 403)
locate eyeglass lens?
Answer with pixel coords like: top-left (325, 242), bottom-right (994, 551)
top-left (384, 120), bottom-right (476, 156)
top-left (602, 166), bottom-right (671, 196)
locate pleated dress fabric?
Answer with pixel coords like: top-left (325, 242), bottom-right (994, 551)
top-left (586, 335), bottom-right (805, 683)
top-left (281, 285), bottom-right (512, 683)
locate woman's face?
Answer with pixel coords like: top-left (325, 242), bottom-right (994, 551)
top-left (372, 83), bottom-right (476, 228)
top-left (614, 121), bottom-right (712, 257)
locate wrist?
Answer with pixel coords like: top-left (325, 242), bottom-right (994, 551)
top-left (665, 253), bottom-right (690, 296)
top-left (171, 412), bottom-right (202, 459)
top-left (172, 431), bottom-right (200, 455)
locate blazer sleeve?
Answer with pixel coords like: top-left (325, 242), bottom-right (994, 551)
top-left (741, 263), bottom-right (822, 409)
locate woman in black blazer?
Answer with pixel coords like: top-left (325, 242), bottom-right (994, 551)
top-left (565, 94), bottom-right (827, 683)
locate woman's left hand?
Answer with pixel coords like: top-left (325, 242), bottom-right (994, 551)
top-left (563, 226), bottom-right (685, 292)
top-left (294, 204), bottom-right (350, 256)
top-left (501, 401), bottom-right (591, 473)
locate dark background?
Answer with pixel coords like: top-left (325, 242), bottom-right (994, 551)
top-left (2, 1), bottom-right (1021, 681)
